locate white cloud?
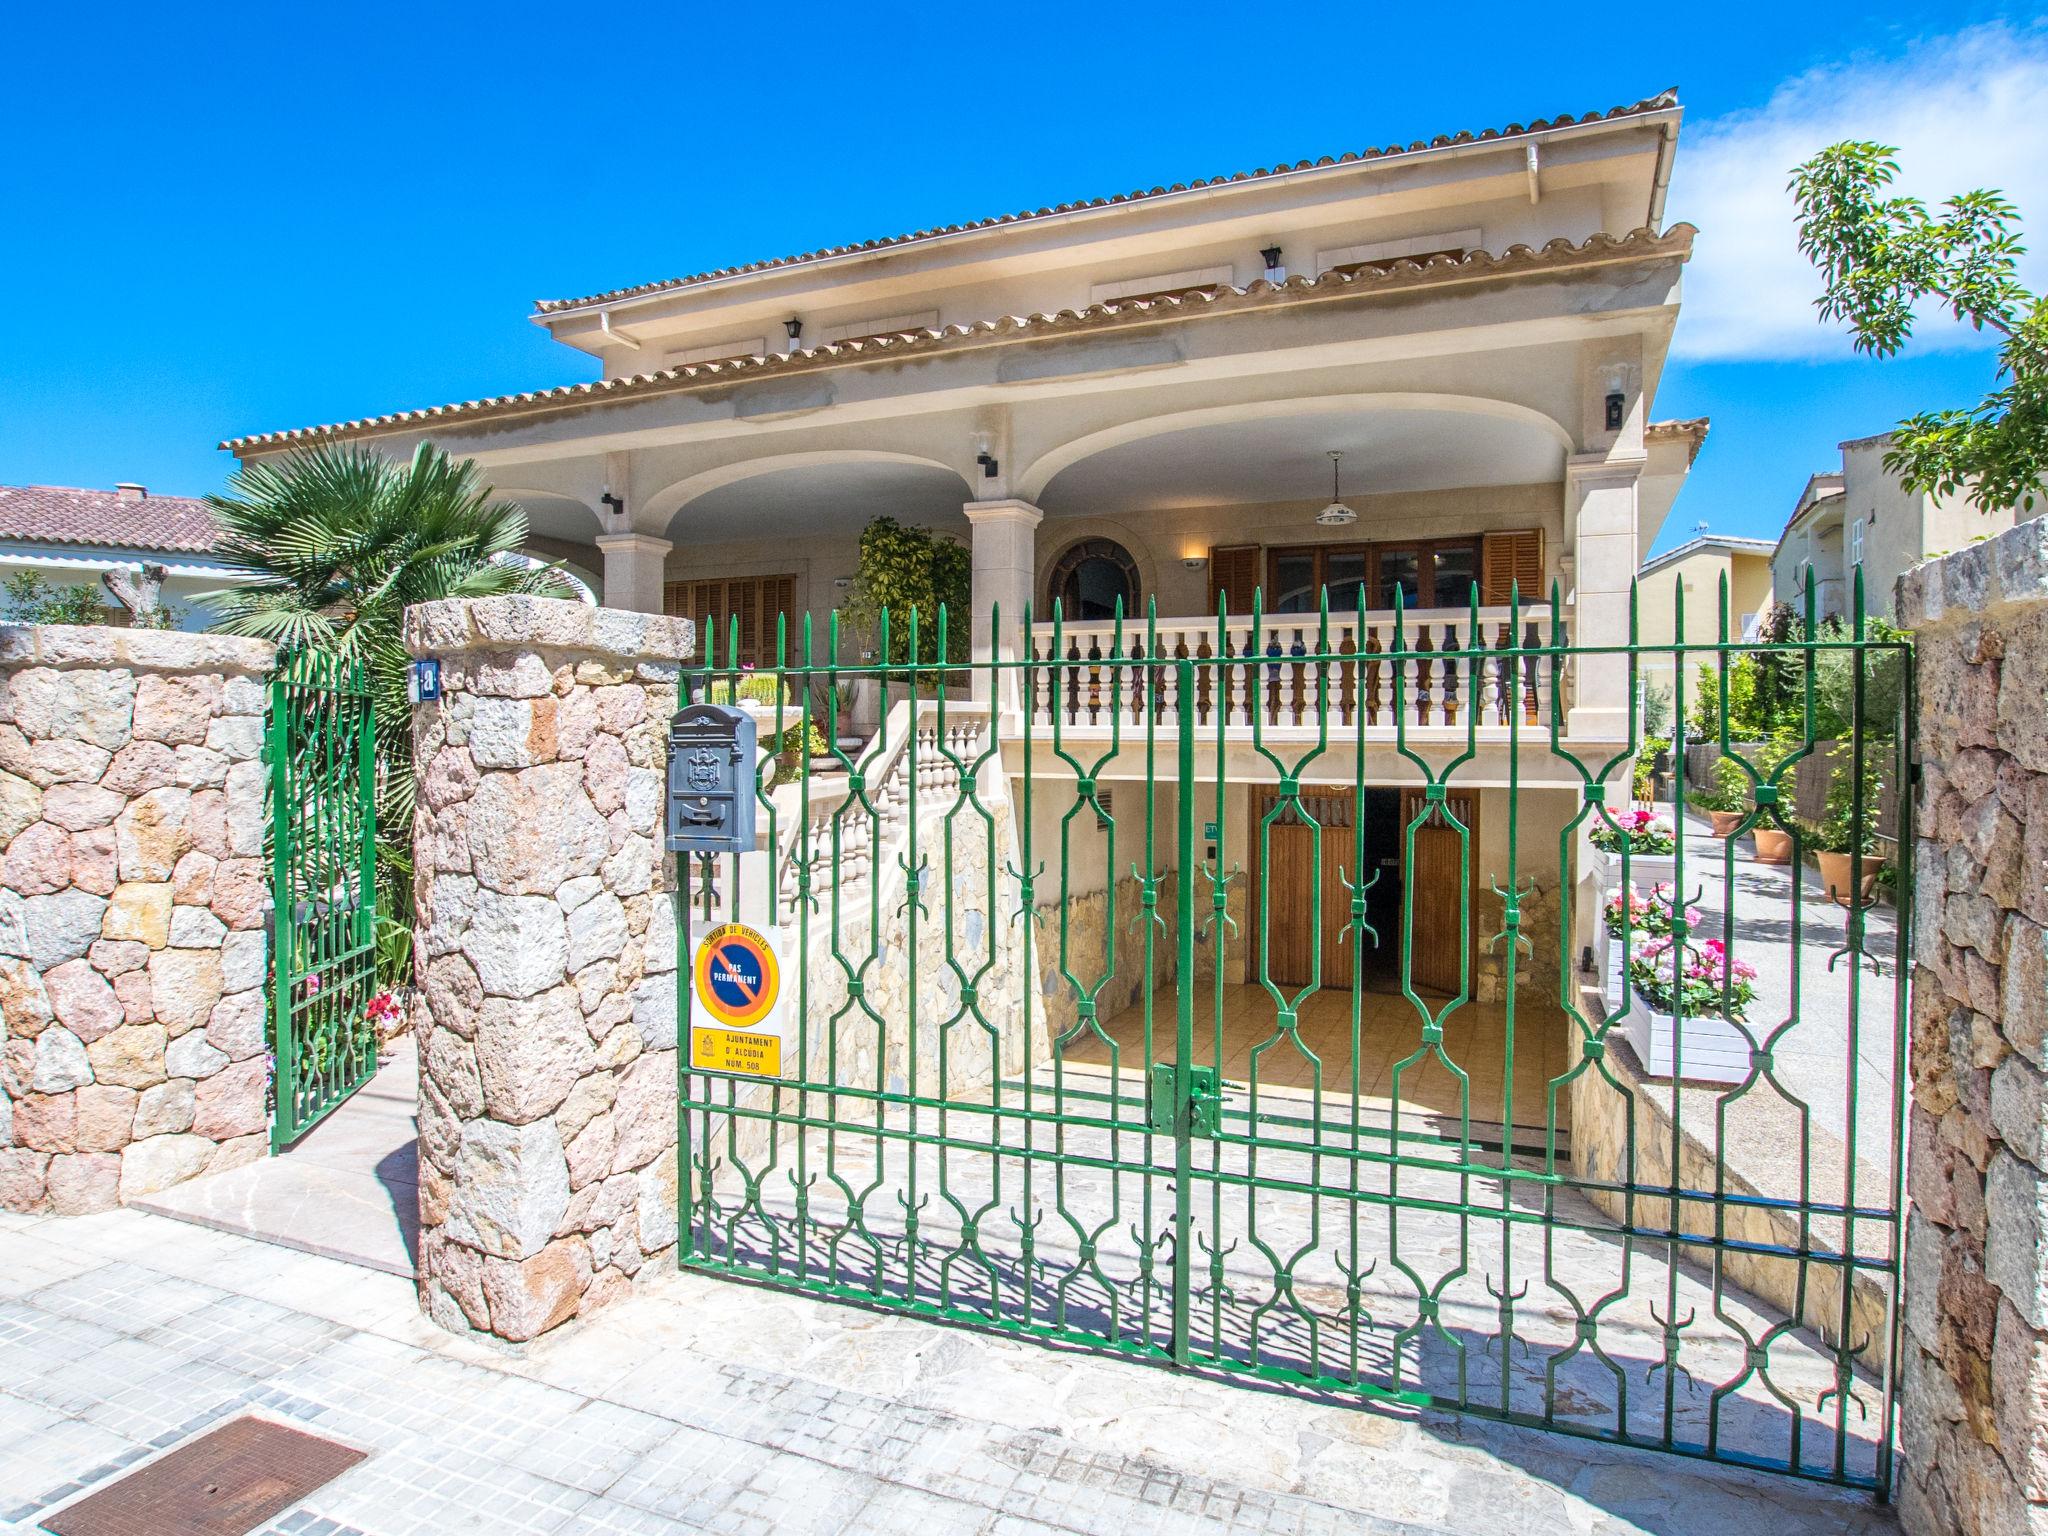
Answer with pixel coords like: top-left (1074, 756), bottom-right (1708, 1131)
top-left (1671, 24), bottom-right (2048, 361)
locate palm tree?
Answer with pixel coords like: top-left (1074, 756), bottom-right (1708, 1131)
top-left (204, 442), bottom-right (576, 971)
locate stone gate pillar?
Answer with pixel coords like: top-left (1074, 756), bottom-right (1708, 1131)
top-left (405, 597), bottom-right (693, 1342)
top-left (1896, 518), bottom-right (2048, 1535)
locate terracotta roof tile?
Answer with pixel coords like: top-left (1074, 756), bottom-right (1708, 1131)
top-left (532, 90), bottom-right (1681, 316)
top-left (0, 485), bottom-right (219, 554)
top-left (226, 224), bottom-right (1695, 454)
top-left (1646, 417), bottom-right (1710, 464)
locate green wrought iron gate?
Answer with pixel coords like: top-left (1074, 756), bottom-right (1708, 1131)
top-left (677, 579), bottom-right (1911, 1493)
top-left (266, 647), bottom-right (379, 1149)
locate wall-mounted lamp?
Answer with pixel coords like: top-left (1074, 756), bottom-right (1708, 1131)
top-left (1260, 245), bottom-right (1285, 282)
top-left (1604, 391), bottom-right (1626, 431)
top-left (783, 317), bottom-right (803, 351)
top-left (976, 451), bottom-right (999, 479)
top-left (1181, 556), bottom-right (1208, 571)
top-left (832, 576), bottom-right (853, 590)
top-left (599, 489), bottom-right (625, 518)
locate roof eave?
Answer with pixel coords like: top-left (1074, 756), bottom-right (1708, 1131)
top-left (529, 93), bottom-right (1684, 324)
top-left (228, 225), bottom-right (1693, 455)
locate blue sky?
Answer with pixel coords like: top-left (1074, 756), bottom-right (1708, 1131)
top-left (3, 3), bottom-right (2038, 556)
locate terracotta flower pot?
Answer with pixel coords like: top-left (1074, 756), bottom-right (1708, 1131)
top-left (1817, 852), bottom-right (1880, 906)
top-left (1708, 810), bottom-right (1746, 839)
top-left (1751, 827), bottom-right (1794, 865)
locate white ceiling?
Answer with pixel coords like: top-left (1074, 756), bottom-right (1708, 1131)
top-left (1038, 409), bottom-right (1566, 517)
top-left (518, 495), bottom-right (604, 541)
top-left (665, 461), bottom-right (969, 543)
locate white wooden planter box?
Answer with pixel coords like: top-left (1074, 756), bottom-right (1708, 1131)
top-left (1619, 983), bottom-right (1752, 1084)
top-left (1590, 848), bottom-right (1677, 1014)
top-left (1589, 846), bottom-right (1677, 892)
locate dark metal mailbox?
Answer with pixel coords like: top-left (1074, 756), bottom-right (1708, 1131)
top-left (665, 702), bottom-right (757, 855)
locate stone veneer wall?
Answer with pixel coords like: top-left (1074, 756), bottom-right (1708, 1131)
top-left (1893, 519), bottom-right (2048, 1536)
top-left (0, 625), bottom-right (274, 1215)
top-left (406, 597), bottom-right (692, 1343)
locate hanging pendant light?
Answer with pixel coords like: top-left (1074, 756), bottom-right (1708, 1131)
top-left (1315, 449), bottom-right (1357, 526)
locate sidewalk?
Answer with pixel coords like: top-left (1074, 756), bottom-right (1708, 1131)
top-left (133, 1050), bottom-right (420, 1276)
top-left (0, 1206), bottom-right (1899, 1536)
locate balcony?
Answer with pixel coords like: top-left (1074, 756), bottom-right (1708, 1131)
top-left (1013, 605), bottom-right (1571, 740)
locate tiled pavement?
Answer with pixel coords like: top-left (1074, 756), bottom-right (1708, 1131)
top-left (0, 1205), bottom-right (1899, 1536)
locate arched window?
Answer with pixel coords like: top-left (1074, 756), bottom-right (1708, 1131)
top-left (1046, 538), bottom-right (1140, 621)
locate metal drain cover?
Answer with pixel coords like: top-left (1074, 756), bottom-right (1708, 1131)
top-left (43, 1415), bottom-right (365, 1536)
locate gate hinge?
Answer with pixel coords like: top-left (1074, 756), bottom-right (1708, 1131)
top-left (1148, 1063), bottom-right (1222, 1137)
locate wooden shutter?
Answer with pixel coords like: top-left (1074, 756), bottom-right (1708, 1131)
top-left (663, 575), bottom-right (797, 667)
top-left (1208, 545), bottom-right (1259, 614)
top-left (1480, 529), bottom-right (1545, 605)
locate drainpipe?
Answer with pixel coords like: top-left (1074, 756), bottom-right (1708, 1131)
top-left (600, 311), bottom-right (642, 353)
top-left (1647, 116), bottom-right (1680, 229)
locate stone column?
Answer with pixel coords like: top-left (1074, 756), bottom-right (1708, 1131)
top-left (405, 596), bottom-right (693, 1343)
top-left (1563, 450), bottom-right (1643, 743)
top-left (595, 533), bottom-right (674, 615)
top-left (0, 626), bottom-right (275, 1215)
top-left (963, 498), bottom-right (1042, 705)
top-left (1895, 518), bottom-right (2048, 1536)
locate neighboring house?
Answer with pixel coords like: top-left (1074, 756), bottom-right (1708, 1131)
top-left (225, 89), bottom-right (1703, 1009)
top-left (1636, 528), bottom-right (1772, 645)
top-left (1772, 435), bottom-right (2018, 624)
top-left (0, 483), bottom-right (242, 631)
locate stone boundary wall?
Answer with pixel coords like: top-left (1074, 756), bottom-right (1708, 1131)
top-left (406, 597), bottom-right (692, 1343)
top-left (0, 625), bottom-right (275, 1215)
top-left (1895, 518), bottom-right (2048, 1536)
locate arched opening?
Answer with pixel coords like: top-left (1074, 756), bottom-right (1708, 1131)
top-left (1046, 537), bottom-right (1140, 620)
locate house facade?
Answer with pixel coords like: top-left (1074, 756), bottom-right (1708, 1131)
top-left (0, 483), bottom-right (243, 631)
top-left (1635, 527), bottom-right (1771, 647)
top-left (1772, 433), bottom-right (2018, 624)
top-left (226, 90), bottom-right (1704, 1066)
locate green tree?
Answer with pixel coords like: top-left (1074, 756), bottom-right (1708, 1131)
top-left (1792, 141), bottom-right (2045, 513)
top-left (204, 443), bottom-right (574, 968)
top-left (845, 516), bottom-right (970, 667)
top-left (1686, 657), bottom-right (1762, 741)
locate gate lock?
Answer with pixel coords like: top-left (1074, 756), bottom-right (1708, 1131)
top-left (1148, 1063), bottom-right (1222, 1137)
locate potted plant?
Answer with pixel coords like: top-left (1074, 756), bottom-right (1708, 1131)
top-left (1621, 935), bottom-right (1758, 1083)
top-left (1747, 727), bottom-right (1802, 865)
top-left (1603, 882), bottom-right (1702, 941)
top-left (1587, 807), bottom-right (1677, 888)
top-left (1799, 753), bottom-right (1886, 905)
top-left (1686, 757), bottom-right (1752, 839)
top-left (1599, 882), bottom-right (1704, 1013)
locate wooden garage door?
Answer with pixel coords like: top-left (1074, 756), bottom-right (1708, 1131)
top-left (664, 574), bottom-right (796, 668)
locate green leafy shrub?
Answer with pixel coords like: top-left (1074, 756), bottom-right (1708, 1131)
top-left (845, 517), bottom-right (970, 666)
top-left (4, 571), bottom-right (107, 625)
top-left (1633, 736), bottom-right (1669, 802)
top-left (1686, 756), bottom-right (1752, 815)
top-left (1686, 657), bottom-right (1764, 740)
top-left (1799, 751), bottom-right (1887, 854)
top-left (704, 672), bottom-right (790, 707)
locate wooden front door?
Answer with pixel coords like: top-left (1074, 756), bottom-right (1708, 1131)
top-left (1399, 787), bottom-right (1479, 996)
top-left (1252, 789), bottom-right (1356, 989)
